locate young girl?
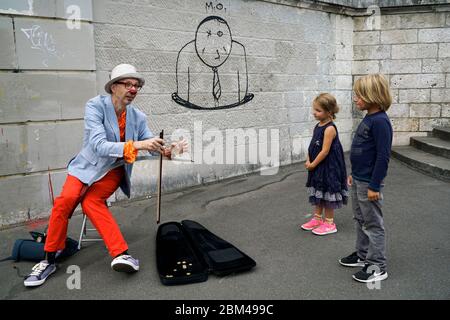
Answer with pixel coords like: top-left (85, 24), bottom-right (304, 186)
top-left (301, 93), bottom-right (348, 235)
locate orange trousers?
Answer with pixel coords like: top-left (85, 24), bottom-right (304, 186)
top-left (44, 167), bottom-right (128, 258)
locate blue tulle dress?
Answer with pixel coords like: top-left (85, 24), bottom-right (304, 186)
top-left (306, 122), bottom-right (348, 209)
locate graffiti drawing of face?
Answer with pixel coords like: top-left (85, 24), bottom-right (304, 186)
top-left (195, 16), bottom-right (232, 68)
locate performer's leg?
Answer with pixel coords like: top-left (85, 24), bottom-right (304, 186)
top-left (81, 167), bottom-right (128, 258)
top-left (44, 175), bottom-right (86, 253)
top-left (25, 175), bottom-right (85, 287)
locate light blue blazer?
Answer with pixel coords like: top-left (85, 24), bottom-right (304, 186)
top-left (67, 95), bottom-right (154, 197)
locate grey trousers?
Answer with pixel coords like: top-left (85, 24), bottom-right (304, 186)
top-left (352, 179), bottom-right (387, 272)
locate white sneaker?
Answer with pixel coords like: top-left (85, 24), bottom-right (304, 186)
top-left (111, 254), bottom-right (139, 273)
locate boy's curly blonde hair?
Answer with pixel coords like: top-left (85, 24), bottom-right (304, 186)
top-left (353, 73), bottom-right (392, 111)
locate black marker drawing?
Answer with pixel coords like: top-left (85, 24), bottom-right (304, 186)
top-left (172, 16), bottom-right (254, 110)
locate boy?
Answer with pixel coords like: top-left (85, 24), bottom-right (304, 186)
top-left (339, 74), bottom-right (393, 283)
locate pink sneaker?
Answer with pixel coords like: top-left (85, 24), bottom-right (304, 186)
top-left (312, 222), bottom-right (337, 235)
top-left (300, 218), bottom-right (322, 231)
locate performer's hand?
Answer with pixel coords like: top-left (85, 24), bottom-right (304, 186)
top-left (165, 139), bottom-right (189, 160)
top-left (133, 138), bottom-right (165, 152)
top-left (174, 139), bottom-right (189, 155)
top-left (162, 145), bottom-right (173, 159)
top-left (305, 160), bottom-right (311, 169)
top-left (347, 175), bottom-right (353, 186)
top-left (368, 189), bottom-right (381, 201)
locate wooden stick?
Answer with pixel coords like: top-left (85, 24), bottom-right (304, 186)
top-left (156, 130), bottom-right (164, 224)
top-left (47, 166), bottom-right (55, 206)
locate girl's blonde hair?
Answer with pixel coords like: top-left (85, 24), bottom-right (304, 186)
top-left (313, 93), bottom-right (339, 120)
top-left (353, 73), bottom-right (392, 111)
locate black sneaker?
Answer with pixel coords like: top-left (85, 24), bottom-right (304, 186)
top-left (24, 260), bottom-right (57, 287)
top-left (339, 252), bottom-right (365, 267)
top-left (352, 264), bottom-right (388, 283)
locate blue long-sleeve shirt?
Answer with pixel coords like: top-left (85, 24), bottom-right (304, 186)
top-left (350, 111), bottom-right (393, 192)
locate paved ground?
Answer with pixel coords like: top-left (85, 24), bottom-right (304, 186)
top-left (0, 156), bottom-right (449, 300)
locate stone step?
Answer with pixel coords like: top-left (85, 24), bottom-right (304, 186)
top-left (391, 146), bottom-right (450, 182)
top-left (433, 127), bottom-right (450, 142)
top-left (411, 136), bottom-right (450, 159)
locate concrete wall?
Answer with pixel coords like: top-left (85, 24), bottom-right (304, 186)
top-left (353, 10), bottom-right (450, 145)
top-left (0, 0), bottom-right (96, 226)
top-left (1, 0), bottom-right (449, 227)
top-left (92, 0), bottom-right (355, 203)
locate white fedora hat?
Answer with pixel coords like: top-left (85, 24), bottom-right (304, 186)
top-left (104, 64), bottom-right (145, 94)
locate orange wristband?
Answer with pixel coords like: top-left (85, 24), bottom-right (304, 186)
top-left (124, 140), bottom-right (138, 164)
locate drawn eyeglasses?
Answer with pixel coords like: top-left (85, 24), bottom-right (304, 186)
top-left (116, 81), bottom-right (142, 91)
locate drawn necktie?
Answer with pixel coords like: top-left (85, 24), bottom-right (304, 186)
top-left (212, 67), bottom-right (221, 105)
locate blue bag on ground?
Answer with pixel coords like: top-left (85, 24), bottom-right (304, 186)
top-left (1, 231), bottom-right (79, 262)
